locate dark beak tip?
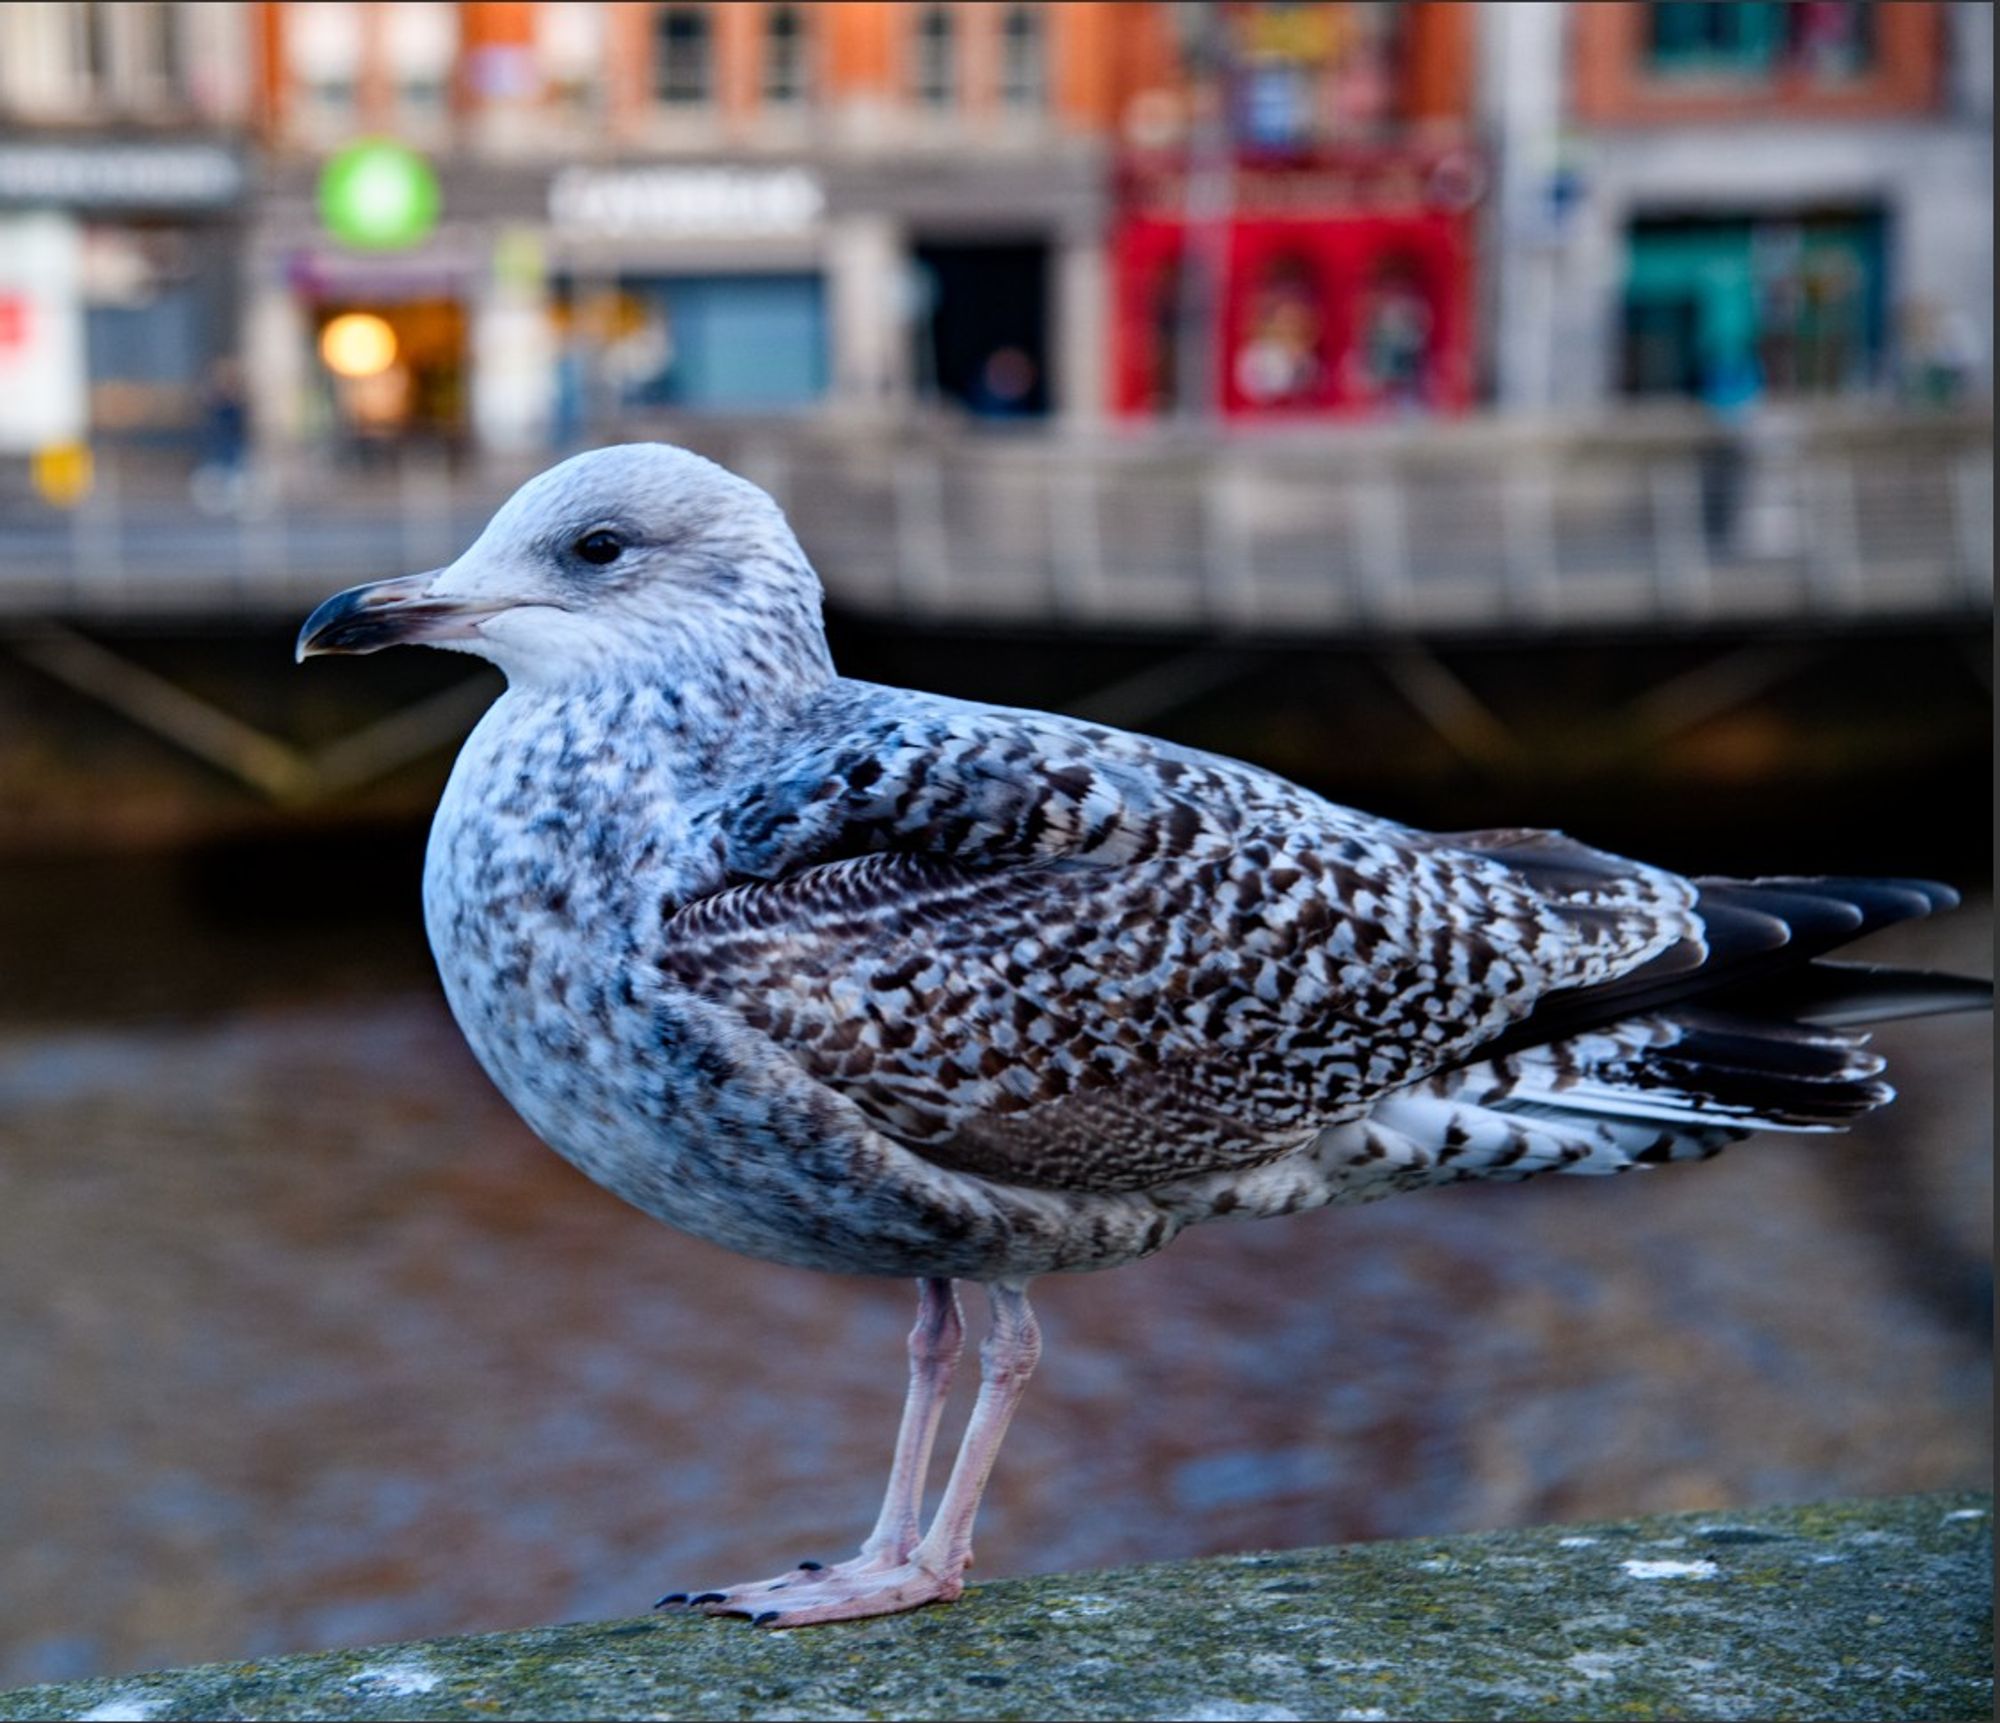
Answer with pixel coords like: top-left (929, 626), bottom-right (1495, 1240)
top-left (296, 578), bottom-right (415, 662)
top-left (295, 590), bottom-right (360, 663)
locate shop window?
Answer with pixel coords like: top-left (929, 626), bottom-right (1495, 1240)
top-left (1349, 250), bottom-right (1436, 409)
top-left (762, 3), bottom-right (812, 107)
top-left (999, 4), bottom-right (1045, 111)
top-left (1645, 2), bottom-right (1876, 82)
top-left (1233, 250), bottom-right (1332, 409)
top-left (654, 4), bottom-right (712, 106)
top-left (1621, 214), bottom-right (1883, 406)
top-left (314, 297), bottom-right (468, 447)
top-left (581, 274), bottom-right (827, 412)
top-left (1622, 293), bottom-right (1706, 397)
top-left (1751, 223), bottom-right (1879, 394)
top-left (911, 4), bottom-right (955, 108)
top-left (79, 224), bottom-right (214, 436)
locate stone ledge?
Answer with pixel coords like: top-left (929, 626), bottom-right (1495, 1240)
top-left (4, 1493), bottom-right (1989, 1723)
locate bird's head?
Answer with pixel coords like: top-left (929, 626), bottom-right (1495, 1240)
top-left (296, 443), bottom-right (829, 688)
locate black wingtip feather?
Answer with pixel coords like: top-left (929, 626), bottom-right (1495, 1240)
top-left (1460, 871), bottom-right (1976, 1065)
top-left (1733, 961), bottom-right (1995, 1028)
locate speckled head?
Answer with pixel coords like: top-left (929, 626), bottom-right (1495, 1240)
top-left (296, 443), bottom-right (833, 691)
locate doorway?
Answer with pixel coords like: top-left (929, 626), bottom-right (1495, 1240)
top-left (910, 238), bottom-right (1050, 419)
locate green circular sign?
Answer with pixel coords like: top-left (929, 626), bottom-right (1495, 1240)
top-left (318, 140), bottom-right (441, 252)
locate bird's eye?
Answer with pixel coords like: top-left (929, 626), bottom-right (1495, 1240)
top-left (574, 530), bottom-right (624, 566)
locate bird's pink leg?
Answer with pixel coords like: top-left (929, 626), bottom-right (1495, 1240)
top-left (659, 1277), bottom-right (963, 1621)
top-left (670, 1280), bottom-right (1039, 1628)
top-left (859, 1277), bottom-right (964, 1563)
top-left (902, 1280), bottom-right (1041, 1584)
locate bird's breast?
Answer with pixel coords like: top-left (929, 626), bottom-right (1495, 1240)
top-left (419, 692), bottom-right (719, 1169)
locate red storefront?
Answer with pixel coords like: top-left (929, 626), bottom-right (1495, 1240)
top-left (1112, 147), bottom-right (1481, 420)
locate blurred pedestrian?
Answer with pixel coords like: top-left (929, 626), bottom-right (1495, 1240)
top-left (189, 355), bottom-right (249, 516)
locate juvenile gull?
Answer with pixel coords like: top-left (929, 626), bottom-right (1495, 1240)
top-left (298, 443), bottom-right (1989, 1627)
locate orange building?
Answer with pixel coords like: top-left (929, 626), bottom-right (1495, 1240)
top-left (247, 3), bottom-right (1137, 444)
top-left (252, 3), bottom-right (1129, 150)
top-left (1570, 0), bottom-right (1945, 128)
top-left (237, 3), bottom-right (1491, 445)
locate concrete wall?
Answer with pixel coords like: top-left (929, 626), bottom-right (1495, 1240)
top-left (3, 1495), bottom-right (1987, 1722)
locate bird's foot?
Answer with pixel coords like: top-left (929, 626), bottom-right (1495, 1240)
top-left (657, 1552), bottom-right (963, 1627)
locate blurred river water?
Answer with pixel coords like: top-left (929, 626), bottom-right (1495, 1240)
top-left (0, 847), bottom-right (1989, 1688)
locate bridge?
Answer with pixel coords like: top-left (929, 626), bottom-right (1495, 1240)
top-left (1, 407), bottom-right (1989, 635)
top-left (0, 408), bottom-right (1987, 838)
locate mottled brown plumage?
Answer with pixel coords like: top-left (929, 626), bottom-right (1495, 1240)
top-left (296, 444), bottom-right (1988, 1628)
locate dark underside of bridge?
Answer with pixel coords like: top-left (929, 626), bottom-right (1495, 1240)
top-left (0, 612), bottom-right (1989, 1011)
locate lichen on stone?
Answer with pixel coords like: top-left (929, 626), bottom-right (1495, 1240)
top-left (1, 1493), bottom-right (1988, 1722)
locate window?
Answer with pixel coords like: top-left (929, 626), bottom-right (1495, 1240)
top-left (539, 2), bottom-right (602, 114)
top-left (653, 4), bottom-right (712, 106)
top-left (911, 4), bottom-right (954, 108)
top-left (999, 3), bottom-right (1044, 110)
top-left (286, 2), bottom-right (362, 127)
top-left (1781, 0), bottom-right (1876, 81)
top-left (762, 3), bottom-right (810, 106)
top-left (1645, 1), bottom-right (1876, 82)
top-left (78, 1), bottom-right (113, 98)
top-left (1228, 0), bottom-right (1403, 148)
top-left (80, 225), bottom-right (205, 429)
top-left (1350, 251), bottom-right (1435, 409)
top-left (130, 2), bottom-right (184, 106)
top-left (386, 1), bottom-right (456, 119)
top-left (1621, 214), bottom-right (1883, 405)
top-left (1233, 250), bottom-right (1332, 408)
top-left (592, 274), bottom-right (828, 411)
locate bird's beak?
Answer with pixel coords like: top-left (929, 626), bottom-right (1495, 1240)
top-left (295, 571), bottom-right (508, 661)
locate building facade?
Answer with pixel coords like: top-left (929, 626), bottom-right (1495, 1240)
top-left (243, 0), bottom-right (1134, 454)
top-left (1486, 0), bottom-right (1992, 413)
top-left (238, 1), bottom-right (1493, 452)
top-left (0, 2), bottom-right (255, 454)
top-left (2, 1), bottom-right (1986, 465)
top-left (1100, 1), bottom-right (1481, 420)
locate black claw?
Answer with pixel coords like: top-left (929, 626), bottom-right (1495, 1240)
top-left (754, 1611), bottom-right (781, 1626)
top-left (654, 1593), bottom-right (688, 1608)
top-left (767, 1582), bottom-right (786, 1591)
top-left (797, 1560), bottom-right (824, 1571)
top-left (690, 1591), bottom-right (727, 1606)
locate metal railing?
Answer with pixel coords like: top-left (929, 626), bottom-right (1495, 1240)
top-left (1, 409), bottom-right (1989, 634)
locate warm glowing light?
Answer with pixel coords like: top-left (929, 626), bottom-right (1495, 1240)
top-left (319, 312), bottom-right (399, 379)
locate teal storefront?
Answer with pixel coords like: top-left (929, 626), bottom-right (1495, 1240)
top-left (1621, 213), bottom-right (1885, 407)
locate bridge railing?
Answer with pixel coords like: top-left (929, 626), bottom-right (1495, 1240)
top-left (0, 409), bottom-right (1988, 634)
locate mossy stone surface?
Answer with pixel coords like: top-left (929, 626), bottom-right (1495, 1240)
top-left (4, 1493), bottom-right (1988, 1722)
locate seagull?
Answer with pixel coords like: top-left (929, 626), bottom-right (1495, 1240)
top-left (298, 443), bottom-right (1989, 1628)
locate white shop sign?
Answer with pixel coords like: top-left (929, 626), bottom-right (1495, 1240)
top-left (0, 143), bottom-right (243, 210)
top-left (0, 214), bottom-right (86, 452)
top-left (548, 166), bottom-right (825, 239)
